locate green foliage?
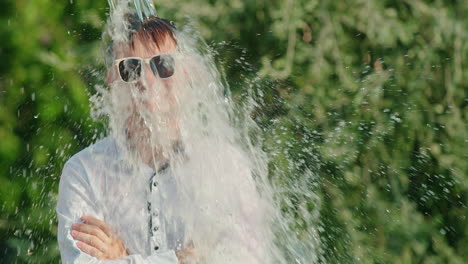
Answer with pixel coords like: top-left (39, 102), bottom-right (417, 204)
top-left (0, 0), bottom-right (466, 263)
top-left (0, 0), bottom-right (106, 262)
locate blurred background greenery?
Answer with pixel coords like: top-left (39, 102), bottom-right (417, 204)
top-left (0, 0), bottom-right (466, 263)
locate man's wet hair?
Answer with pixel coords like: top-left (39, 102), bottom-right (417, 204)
top-left (104, 14), bottom-right (177, 67)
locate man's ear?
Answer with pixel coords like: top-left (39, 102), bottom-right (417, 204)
top-left (106, 70), bottom-right (111, 84)
top-left (106, 67), bottom-right (117, 85)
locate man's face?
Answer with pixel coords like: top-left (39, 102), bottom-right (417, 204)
top-left (107, 36), bottom-right (178, 114)
top-left (106, 36), bottom-right (181, 145)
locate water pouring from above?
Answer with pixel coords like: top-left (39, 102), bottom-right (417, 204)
top-left (56, 1), bottom-right (321, 263)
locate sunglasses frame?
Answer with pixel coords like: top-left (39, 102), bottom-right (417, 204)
top-left (114, 53), bottom-right (175, 83)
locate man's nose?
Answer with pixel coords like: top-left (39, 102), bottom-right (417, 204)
top-left (134, 65), bottom-right (155, 91)
top-left (143, 64), bottom-right (157, 84)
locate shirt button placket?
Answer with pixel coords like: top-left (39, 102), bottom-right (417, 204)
top-left (149, 172), bottom-right (163, 252)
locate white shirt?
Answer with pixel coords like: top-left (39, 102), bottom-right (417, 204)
top-left (56, 138), bottom-right (184, 264)
top-left (56, 137), bottom-right (267, 264)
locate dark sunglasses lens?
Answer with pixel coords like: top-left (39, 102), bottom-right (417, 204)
top-left (118, 59), bottom-right (141, 82)
top-left (150, 55), bottom-right (175, 79)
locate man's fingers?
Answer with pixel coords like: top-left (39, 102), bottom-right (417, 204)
top-left (180, 248), bottom-right (195, 256)
top-left (76, 240), bottom-right (104, 259)
top-left (71, 230), bottom-right (107, 253)
top-left (72, 223), bottom-right (111, 244)
top-left (81, 216), bottom-right (113, 237)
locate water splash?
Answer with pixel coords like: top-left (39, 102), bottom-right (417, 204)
top-left (89, 2), bottom-right (323, 263)
top-left (133, 0), bottom-right (157, 20)
top-left (107, 0), bottom-right (157, 20)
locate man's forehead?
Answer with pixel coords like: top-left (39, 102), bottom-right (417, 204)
top-left (116, 37), bottom-right (176, 58)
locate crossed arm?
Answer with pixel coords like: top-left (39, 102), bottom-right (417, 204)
top-left (70, 216), bottom-right (193, 263)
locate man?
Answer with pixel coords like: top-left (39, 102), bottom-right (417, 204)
top-left (56, 14), bottom-right (267, 264)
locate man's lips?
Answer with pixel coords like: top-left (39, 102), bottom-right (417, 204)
top-left (135, 82), bottom-right (147, 91)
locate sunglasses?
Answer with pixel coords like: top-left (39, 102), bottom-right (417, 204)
top-left (114, 54), bottom-right (175, 83)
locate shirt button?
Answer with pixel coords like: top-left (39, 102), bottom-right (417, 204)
top-left (153, 226), bottom-right (159, 232)
top-left (153, 211), bottom-right (159, 217)
top-left (154, 245), bottom-right (159, 251)
top-left (153, 181), bottom-right (158, 187)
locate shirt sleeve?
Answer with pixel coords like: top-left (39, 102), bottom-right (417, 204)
top-left (56, 158), bottom-right (179, 264)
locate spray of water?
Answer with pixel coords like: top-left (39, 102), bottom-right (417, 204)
top-left (108, 0), bottom-right (157, 20)
top-left (88, 1), bottom-right (323, 263)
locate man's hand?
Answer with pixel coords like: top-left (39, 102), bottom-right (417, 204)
top-left (71, 216), bottom-right (128, 260)
top-left (176, 248), bottom-right (196, 264)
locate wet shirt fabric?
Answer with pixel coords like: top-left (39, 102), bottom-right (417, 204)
top-left (56, 138), bottom-right (183, 264)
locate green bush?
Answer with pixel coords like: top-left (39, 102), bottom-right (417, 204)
top-left (0, 0), bottom-right (466, 263)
